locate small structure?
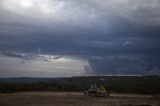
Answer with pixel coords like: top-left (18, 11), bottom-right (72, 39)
top-left (84, 84), bottom-right (109, 97)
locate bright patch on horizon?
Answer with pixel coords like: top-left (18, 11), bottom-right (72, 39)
top-left (0, 54), bottom-right (92, 77)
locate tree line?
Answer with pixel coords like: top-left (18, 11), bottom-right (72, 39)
top-left (0, 76), bottom-right (160, 94)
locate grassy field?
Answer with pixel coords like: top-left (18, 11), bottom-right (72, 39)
top-left (0, 92), bottom-right (160, 106)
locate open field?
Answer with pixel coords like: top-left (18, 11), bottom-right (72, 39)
top-left (0, 92), bottom-right (160, 106)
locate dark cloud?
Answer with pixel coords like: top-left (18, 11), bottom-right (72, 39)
top-left (0, 0), bottom-right (160, 76)
top-left (88, 55), bottom-right (160, 75)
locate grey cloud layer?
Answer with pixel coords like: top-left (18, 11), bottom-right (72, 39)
top-left (0, 0), bottom-right (160, 76)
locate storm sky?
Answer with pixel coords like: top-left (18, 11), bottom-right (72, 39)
top-left (0, 0), bottom-right (160, 77)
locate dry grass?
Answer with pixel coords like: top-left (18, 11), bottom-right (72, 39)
top-left (0, 92), bottom-right (159, 106)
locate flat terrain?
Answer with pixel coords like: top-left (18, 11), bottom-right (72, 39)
top-left (0, 92), bottom-right (160, 106)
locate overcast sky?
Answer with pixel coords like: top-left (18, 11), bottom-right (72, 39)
top-left (0, 0), bottom-right (160, 77)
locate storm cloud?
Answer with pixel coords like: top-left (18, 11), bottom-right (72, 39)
top-left (0, 0), bottom-right (160, 77)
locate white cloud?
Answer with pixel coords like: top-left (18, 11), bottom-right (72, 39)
top-left (122, 41), bottom-right (131, 46)
top-left (0, 0), bottom-right (101, 28)
top-left (1, 0), bottom-right (160, 31)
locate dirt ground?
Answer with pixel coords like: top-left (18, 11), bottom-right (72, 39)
top-left (0, 92), bottom-right (160, 106)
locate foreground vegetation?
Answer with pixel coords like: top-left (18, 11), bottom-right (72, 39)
top-left (0, 76), bottom-right (160, 94)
